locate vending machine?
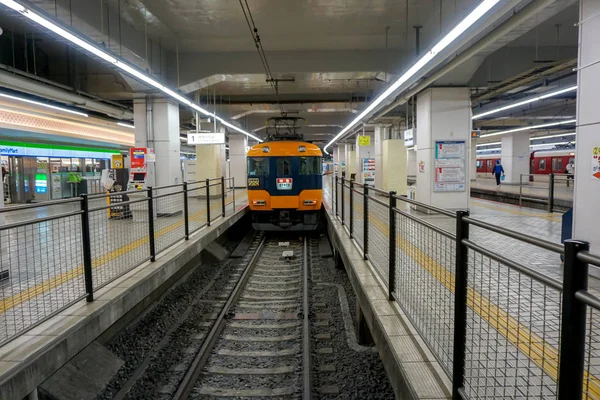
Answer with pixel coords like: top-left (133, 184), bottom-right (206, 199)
top-left (362, 158), bottom-right (375, 186)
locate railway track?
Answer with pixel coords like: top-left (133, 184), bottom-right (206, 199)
top-left (172, 236), bottom-right (313, 399)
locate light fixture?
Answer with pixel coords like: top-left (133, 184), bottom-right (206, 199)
top-left (0, 0), bottom-right (261, 142)
top-left (481, 119), bottom-right (577, 138)
top-left (0, 92), bottom-right (89, 117)
top-left (530, 132), bottom-right (576, 141)
top-left (117, 122), bottom-right (135, 129)
top-left (324, 0), bottom-right (501, 153)
top-left (476, 141), bottom-right (501, 147)
top-left (472, 85), bottom-right (577, 120)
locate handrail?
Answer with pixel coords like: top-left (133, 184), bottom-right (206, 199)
top-left (0, 197), bottom-right (82, 213)
top-left (393, 207), bottom-right (454, 239)
top-left (393, 193), bottom-right (456, 218)
top-left (578, 250), bottom-right (600, 267)
top-left (0, 210), bottom-right (84, 231)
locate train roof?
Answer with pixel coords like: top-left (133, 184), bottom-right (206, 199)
top-left (247, 141), bottom-right (322, 157)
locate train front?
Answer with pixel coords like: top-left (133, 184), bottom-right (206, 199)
top-left (247, 141), bottom-right (323, 231)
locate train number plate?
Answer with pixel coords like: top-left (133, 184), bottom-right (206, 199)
top-left (247, 177), bottom-right (260, 187)
top-left (276, 178), bottom-right (293, 190)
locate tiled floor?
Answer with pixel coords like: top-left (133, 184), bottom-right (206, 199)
top-left (0, 191), bottom-right (247, 344)
top-left (323, 177), bottom-right (600, 399)
top-left (472, 177), bottom-right (574, 202)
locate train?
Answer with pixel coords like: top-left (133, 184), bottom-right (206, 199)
top-left (476, 149), bottom-right (575, 177)
top-left (247, 141), bottom-right (323, 231)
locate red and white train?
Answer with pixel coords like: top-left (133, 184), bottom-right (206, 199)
top-left (476, 149), bottom-right (575, 177)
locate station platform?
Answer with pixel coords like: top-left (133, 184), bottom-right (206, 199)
top-left (0, 190), bottom-right (248, 399)
top-left (322, 177), bottom-right (600, 399)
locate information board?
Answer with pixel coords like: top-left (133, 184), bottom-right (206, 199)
top-left (434, 141), bottom-right (466, 192)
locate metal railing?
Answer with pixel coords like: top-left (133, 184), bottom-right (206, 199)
top-left (0, 177), bottom-right (238, 346)
top-left (519, 173), bottom-right (573, 212)
top-left (332, 175), bottom-right (600, 400)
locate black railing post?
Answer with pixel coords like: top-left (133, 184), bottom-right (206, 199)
top-left (147, 188), bottom-right (156, 262)
top-left (221, 176), bottom-right (226, 217)
top-left (80, 195), bottom-right (94, 302)
top-left (183, 182), bottom-right (189, 240)
top-left (232, 177), bottom-right (236, 212)
top-left (341, 177), bottom-right (345, 225)
top-left (334, 176), bottom-right (338, 216)
top-left (349, 180), bottom-right (354, 238)
top-left (558, 239), bottom-right (590, 400)
top-left (388, 192), bottom-right (397, 300)
top-left (363, 184), bottom-right (369, 260)
top-left (452, 209), bottom-right (470, 399)
top-left (205, 178), bottom-right (211, 226)
top-left (548, 173), bottom-right (555, 213)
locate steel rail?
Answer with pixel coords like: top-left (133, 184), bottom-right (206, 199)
top-left (302, 236), bottom-right (313, 399)
top-left (171, 236), bottom-right (267, 400)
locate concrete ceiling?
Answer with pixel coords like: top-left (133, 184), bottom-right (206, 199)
top-left (0, 0), bottom-right (584, 147)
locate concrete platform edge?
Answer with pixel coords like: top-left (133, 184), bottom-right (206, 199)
top-left (325, 209), bottom-right (452, 400)
top-left (0, 206), bottom-right (249, 400)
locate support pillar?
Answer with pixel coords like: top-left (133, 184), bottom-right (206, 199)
top-left (229, 134), bottom-right (247, 188)
top-left (574, 0), bottom-right (600, 251)
top-left (196, 130), bottom-right (226, 196)
top-left (374, 125), bottom-right (386, 188)
top-left (383, 139), bottom-right (407, 194)
top-left (415, 88), bottom-right (471, 209)
top-left (470, 139), bottom-right (477, 182)
top-left (407, 148), bottom-right (417, 178)
top-left (355, 132), bottom-right (374, 185)
top-left (345, 144), bottom-right (356, 180)
top-left (336, 144), bottom-right (346, 178)
top-left (500, 133), bottom-right (529, 184)
top-left (133, 97), bottom-right (181, 188)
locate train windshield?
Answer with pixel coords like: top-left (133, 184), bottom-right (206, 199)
top-left (299, 157), bottom-right (322, 175)
top-left (247, 157), bottom-right (269, 175)
top-left (276, 158), bottom-right (292, 176)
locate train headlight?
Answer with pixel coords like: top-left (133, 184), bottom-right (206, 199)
top-left (252, 200), bottom-right (266, 206)
top-left (303, 200), bottom-right (317, 206)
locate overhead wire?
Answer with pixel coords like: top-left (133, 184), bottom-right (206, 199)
top-left (238, 0), bottom-right (285, 116)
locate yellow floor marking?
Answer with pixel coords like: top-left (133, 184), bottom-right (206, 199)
top-left (0, 193), bottom-right (246, 314)
top-left (346, 200), bottom-right (600, 396)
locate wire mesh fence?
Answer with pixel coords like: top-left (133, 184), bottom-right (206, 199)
top-left (0, 176), bottom-right (238, 346)
top-left (332, 175), bottom-right (600, 400)
top-left (0, 204), bottom-right (86, 345)
top-left (352, 186), bottom-right (364, 250)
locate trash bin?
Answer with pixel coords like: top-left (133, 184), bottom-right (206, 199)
top-left (560, 207), bottom-right (573, 261)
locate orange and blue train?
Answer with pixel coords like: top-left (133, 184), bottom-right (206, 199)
top-left (247, 141), bottom-right (323, 231)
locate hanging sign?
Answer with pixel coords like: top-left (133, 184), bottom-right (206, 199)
top-left (188, 132), bottom-right (225, 145)
top-left (358, 135), bottom-right (371, 147)
top-left (592, 145), bottom-right (600, 179)
top-left (404, 129), bottom-right (414, 147)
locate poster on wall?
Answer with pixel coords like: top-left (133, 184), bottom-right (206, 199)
top-left (434, 141), bottom-right (466, 192)
top-left (362, 158), bottom-right (375, 186)
top-left (130, 148), bottom-right (146, 169)
top-left (592, 145), bottom-right (600, 180)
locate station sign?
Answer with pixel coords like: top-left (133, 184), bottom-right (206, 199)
top-left (404, 128), bottom-right (414, 147)
top-left (188, 132), bottom-right (225, 145)
top-left (0, 143), bottom-right (118, 159)
top-left (111, 154), bottom-right (124, 169)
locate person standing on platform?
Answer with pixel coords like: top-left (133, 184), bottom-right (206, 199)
top-left (565, 160), bottom-right (575, 187)
top-left (491, 160), bottom-right (505, 186)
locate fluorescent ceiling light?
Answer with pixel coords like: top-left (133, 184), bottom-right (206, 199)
top-left (530, 132), bottom-right (576, 141)
top-left (476, 141), bottom-right (501, 147)
top-left (0, 92), bottom-right (89, 117)
top-left (324, 0), bottom-right (501, 153)
top-left (472, 85), bottom-right (577, 120)
top-left (481, 119), bottom-right (577, 138)
top-left (0, 0), bottom-right (261, 142)
top-left (117, 122), bottom-right (135, 129)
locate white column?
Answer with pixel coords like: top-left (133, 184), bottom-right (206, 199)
top-left (415, 88), bottom-right (471, 209)
top-left (574, 0), bottom-right (600, 251)
top-left (355, 132), bottom-right (375, 185)
top-left (383, 139), bottom-right (407, 194)
top-left (470, 139), bottom-right (477, 182)
top-left (345, 144), bottom-right (356, 179)
top-left (133, 97), bottom-right (181, 188)
top-left (500, 133), bottom-right (529, 184)
top-left (229, 134), bottom-right (247, 188)
top-left (336, 144), bottom-right (346, 177)
top-left (196, 128), bottom-right (226, 196)
top-left (374, 125), bottom-right (385, 188)
top-left (407, 148), bottom-right (417, 178)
